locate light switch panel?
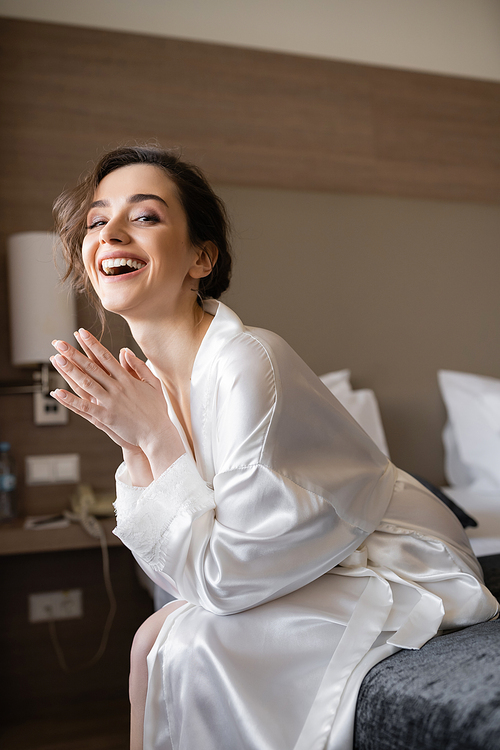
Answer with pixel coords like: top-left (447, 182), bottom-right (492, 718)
top-left (25, 454), bottom-right (80, 485)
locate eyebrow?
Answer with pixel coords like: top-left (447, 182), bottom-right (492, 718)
top-left (89, 193), bottom-right (169, 209)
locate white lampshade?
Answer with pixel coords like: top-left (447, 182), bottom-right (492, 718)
top-left (7, 232), bottom-right (77, 366)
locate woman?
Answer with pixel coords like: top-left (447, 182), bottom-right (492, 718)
top-left (51, 146), bottom-right (498, 750)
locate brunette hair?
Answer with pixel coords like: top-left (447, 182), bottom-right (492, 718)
top-left (53, 145), bottom-right (232, 307)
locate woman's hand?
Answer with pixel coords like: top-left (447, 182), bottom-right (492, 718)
top-left (50, 330), bottom-right (185, 480)
top-left (72, 330), bottom-right (154, 485)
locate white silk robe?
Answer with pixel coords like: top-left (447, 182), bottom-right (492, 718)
top-left (113, 300), bottom-right (498, 750)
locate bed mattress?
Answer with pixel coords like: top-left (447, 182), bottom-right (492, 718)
top-left (442, 487), bottom-right (500, 558)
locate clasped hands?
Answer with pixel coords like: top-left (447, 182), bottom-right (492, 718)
top-left (50, 330), bottom-right (185, 481)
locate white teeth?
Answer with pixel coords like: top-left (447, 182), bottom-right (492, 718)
top-left (101, 258), bottom-right (146, 274)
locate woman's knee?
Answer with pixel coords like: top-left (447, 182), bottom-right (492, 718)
top-left (129, 601), bottom-right (186, 749)
top-left (130, 600), bottom-right (187, 677)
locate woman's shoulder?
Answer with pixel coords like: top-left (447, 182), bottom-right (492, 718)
top-left (204, 302), bottom-right (321, 410)
top-left (219, 325), bottom-right (280, 361)
top-left (213, 328), bottom-right (281, 402)
top-left (215, 320), bottom-right (308, 391)
top-left (208, 304), bottom-right (291, 367)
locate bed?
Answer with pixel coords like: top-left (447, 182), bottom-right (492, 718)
top-left (354, 553), bottom-right (500, 750)
top-left (354, 369), bottom-right (500, 750)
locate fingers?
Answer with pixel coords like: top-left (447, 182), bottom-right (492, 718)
top-left (52, 335), bottom-right (119, 392)
top-left (119, 348), bottom-right (141, 380)
top-left (51, 364), bottom-right (98, 404)
top-left (53, 331), bottom-right (121, 385)
top-left (50, 352), bottom-right (108, 402)
top-left (73, 329), bottom-right (124, 378)
top-left (74, 330), bottom-right (110, 375)
top-left (51, 389), bottom-right (130, 448)
top-left (120, 348), bottom-right (160, 389)
top-left (50, 386), bottom-right (137, 449)
top-left (53, 333), bottom-right (156, 394)
top-left (50, 387), bottom-right (107, 425)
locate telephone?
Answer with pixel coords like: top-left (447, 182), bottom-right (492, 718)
top-left (70, 484), bottom-right (115, 518)
top-left (65, 484), bottom-right (115, 539)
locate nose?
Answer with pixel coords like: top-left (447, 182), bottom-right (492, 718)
top-left (99, 217), bottom-right (129, 245)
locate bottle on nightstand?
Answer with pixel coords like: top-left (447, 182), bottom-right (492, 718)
top-left (0, 442), bottom-right (17, 522)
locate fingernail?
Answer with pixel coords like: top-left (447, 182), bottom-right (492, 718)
top-left (54, 354), bottom-right (67, 366)
top-left (57, 341), bottom-right (69, 352)
top-left (79, 328), bottom-right (90, 339)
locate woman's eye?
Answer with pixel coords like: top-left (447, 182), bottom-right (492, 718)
top-left (86, 218), bottom-right (106, 230)
top-left (135, 213), bottom-right (159, 223)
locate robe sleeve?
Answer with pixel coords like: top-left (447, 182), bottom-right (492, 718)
top-left (113, 332), bottom-right (395, 615)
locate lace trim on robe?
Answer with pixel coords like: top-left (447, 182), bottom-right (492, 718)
top-left (113, 454), bottom-right (215, 572)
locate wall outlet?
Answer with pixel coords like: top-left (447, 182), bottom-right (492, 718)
top-left (29, 589), bottom-right (83, 623)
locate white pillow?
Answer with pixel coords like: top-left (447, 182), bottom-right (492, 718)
top-left (438, 370), bottom-right (500, 491)
top-left (319, 369), bottom-right (352, 397)
top-left (320, 370), bottom-right (390, 458)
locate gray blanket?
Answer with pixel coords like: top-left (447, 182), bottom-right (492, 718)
top-left (354, 555), bottom-right (500, 750)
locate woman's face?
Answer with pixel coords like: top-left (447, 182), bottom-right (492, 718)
top-left (82, 164), bottom-right (205, 319)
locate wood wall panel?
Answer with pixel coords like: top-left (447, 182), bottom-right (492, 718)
top-left (1, 17), bottom-right (499, 208)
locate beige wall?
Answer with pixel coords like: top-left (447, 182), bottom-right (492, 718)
top-left (218, 185), bottom-right (500, 481)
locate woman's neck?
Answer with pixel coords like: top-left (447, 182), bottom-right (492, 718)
top-left (125, 301), bottom-right (213, 400)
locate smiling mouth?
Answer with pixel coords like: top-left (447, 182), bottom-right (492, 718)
top-left (101, 258), bottom-right (146, 276)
